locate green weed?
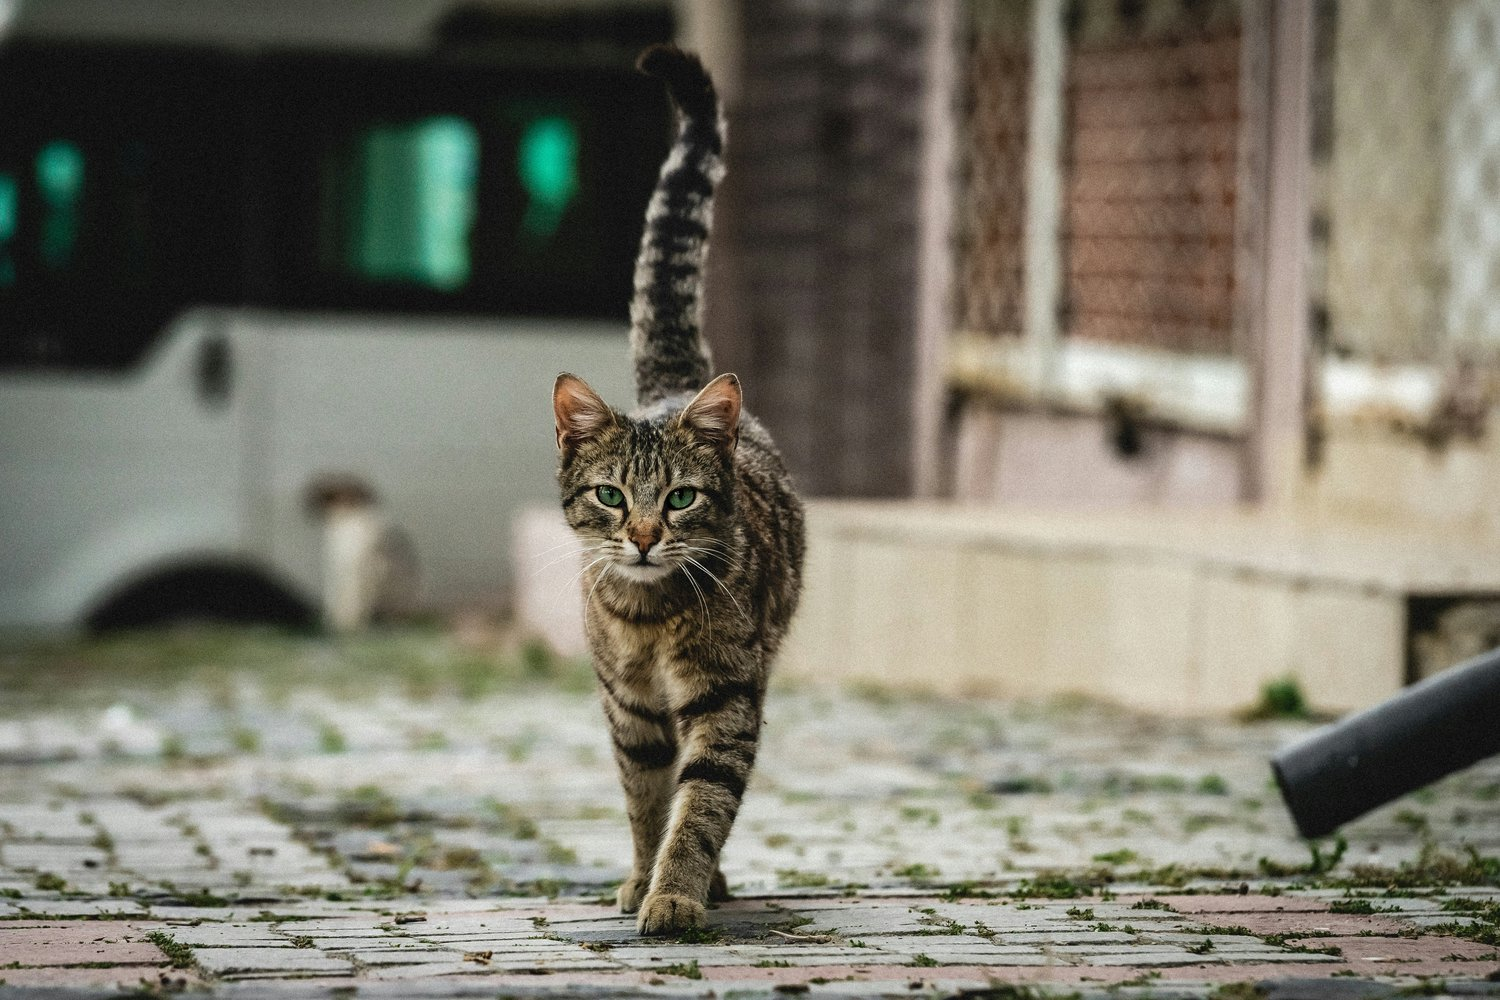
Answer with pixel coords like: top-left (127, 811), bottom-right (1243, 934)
top-left (146, 931), bottom-right (196, 970)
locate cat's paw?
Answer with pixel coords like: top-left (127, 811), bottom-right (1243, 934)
top-left (618, 873), bottom-right (650, 914)
top-left (709, 869), bottom-right (731, 902)
top-left (636, 891), bottom-right (706, 936)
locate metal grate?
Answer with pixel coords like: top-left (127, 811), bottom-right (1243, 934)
top-left (954, 0), bottom-right (1032, 339)
top-left (1313, 0), bottom-right (1500, 367)
top-left (1443, 0), bottom-right (1500, 358)
top-left (955, 0), bottom-right (1244, 356)
top-left (1059, 0), bottom-right (1242, 355)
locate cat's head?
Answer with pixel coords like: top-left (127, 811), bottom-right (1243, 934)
top-left (553, 372), bottom-right (741, 584)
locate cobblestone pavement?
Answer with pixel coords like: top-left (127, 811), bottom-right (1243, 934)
top-left (0, 629), bottom-right (1497, 998)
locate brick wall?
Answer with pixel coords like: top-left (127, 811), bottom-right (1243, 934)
top-left (707, 1), bottom-right (928, 498)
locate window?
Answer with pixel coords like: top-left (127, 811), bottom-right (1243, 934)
top-left (263, 52), bottom-right (669, 320)
top-left (0, 43), bottom-right (246, 370)
top-left (0, 171), bottom-right (18, 286)
top-left (340, 116), bottom-right (481, 291)
top-left (950, 0), bottom-right (1251, 433)
top-left (0, 29), bottom-right (672, 371)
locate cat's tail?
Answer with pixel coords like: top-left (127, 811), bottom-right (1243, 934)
top-left (630, 44), bottom-right (723, 406)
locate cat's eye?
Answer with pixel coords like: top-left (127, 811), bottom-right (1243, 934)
top-left (596, 485), bottom-right (626, 508)
top-left (666, 487), bottom-right (696, 510)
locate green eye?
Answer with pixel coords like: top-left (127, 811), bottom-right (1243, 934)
top-left (666, 487), bottom-right (696, 510)
top-left (596, 485), bottom-right (625, 508)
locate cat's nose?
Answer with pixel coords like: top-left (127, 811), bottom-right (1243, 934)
top-left (628, 522), bottom-right (662, 555)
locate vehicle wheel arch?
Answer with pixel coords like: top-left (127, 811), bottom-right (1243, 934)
top-left (83, 556), bottom-right (318, 633)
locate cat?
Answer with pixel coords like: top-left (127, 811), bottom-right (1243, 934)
top-left (303, 473), bottom-right (419, 633)
top-left (551, 44), bottom-right (805, 936)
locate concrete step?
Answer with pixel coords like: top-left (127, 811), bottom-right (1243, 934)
top-left (779, 501), bottom-right (1500, 715)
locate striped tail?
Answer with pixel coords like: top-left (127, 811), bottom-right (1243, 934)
top-left (630, 44), bottom-right (724, 406)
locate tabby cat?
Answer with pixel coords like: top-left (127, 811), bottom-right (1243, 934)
top-left (551, 44), bottom-right (805, 936)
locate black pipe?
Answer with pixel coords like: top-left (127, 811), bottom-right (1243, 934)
top-left (1271, 644), bottom-right (1500, 840)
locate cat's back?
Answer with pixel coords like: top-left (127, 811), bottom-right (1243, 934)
top-left (732, 413), bottom-right (804, 546)
top-left (735, 412), bottom-right (805, 642)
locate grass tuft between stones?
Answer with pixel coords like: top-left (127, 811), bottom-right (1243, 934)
top-left (145, 930), bottom-right (196, 970)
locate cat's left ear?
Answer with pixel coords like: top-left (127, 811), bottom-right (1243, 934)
top-left (678, 373), bottom-right (741, 453)
top-left (554, 373), bottom-right (615, 455)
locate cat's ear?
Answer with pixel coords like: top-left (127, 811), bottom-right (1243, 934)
top-left (554, 374), bottom-right (615, 454)
top-left (678, 373), bottom-right (741, 453)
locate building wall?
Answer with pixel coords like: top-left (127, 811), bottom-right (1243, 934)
top-left (952, 408), bottom-right (1244, 508)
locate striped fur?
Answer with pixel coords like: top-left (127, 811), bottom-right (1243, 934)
top-left (551, 46), bottom-right (805, 936)
top-left (629, 44), bottom-right (723, 407)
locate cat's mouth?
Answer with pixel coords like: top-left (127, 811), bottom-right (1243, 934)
top-left (611, 558), bottom-right (676, 583)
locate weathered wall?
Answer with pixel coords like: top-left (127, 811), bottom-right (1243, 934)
top-left (952, 408), bottom-right (1243, 507)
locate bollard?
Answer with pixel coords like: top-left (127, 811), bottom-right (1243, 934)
top-left (1270, 645), bottom-right (1500, 840)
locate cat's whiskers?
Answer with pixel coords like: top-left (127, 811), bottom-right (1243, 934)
top-left (558, 551), bottom-right (615, 602)
top-left (533, 536), bottom-right (601, 558)
top-left (527, 542), bottom-right (605, 580)
top-left (675, 545), bottom-right (747, 593)
top-left (677, 542), bottom-right (744, 573)
top-left (529, 539), bottom-right (605, 568)
top-left (680, 554), bottom-right (750, 626)
top-left (682, 538), bottom-right (745, 570)
top-left (584, 557), bottom-right (617, 610)
top-left (676, 563), bottom-right (714, 641)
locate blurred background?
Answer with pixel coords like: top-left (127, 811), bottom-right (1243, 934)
top-left (5, 0), bottom-right (1500, 716)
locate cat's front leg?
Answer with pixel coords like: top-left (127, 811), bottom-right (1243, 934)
top-left (597, 671), bottom-right (678, 913)
top-left (637, 677), bottom-right (761, 935)
top-left (617, 763), bottom-right (673, 912)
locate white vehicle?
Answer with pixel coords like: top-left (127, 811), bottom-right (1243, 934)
top-left (0, 1), bottom-right (672, 629)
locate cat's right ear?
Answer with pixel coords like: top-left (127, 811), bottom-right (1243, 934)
top-left (553, 374), bottom-right (615, 456)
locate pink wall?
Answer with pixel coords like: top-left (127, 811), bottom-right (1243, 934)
top-left (953, 408), bottom-right (1244, 507)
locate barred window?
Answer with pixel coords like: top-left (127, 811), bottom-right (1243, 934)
top-left (955, 0), bottom-right (1032, 340)
top-left (951, 0), bottom-right (1251, 433)
top-left (1315, 0), bottom-right (1500, 367)
top-left (1061, 0), bottom-right (1241, 355)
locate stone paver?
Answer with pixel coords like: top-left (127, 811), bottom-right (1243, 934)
top-left (0, 921), bottom-right (164, 965)
top-left (0, 630), bottom-right (1497, 997)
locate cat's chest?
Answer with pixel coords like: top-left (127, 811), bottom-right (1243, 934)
top-left (594, 614), bottom-right (704, 701)
top-left (596, 613), bottom-right (676, 669)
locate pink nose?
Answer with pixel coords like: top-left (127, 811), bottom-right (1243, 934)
top-left (628, 523), bottom-right (662, 555)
